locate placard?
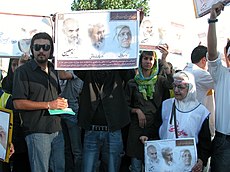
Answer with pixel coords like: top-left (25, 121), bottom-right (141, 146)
top-left (54, 10), bottom-right (139, 70)
top-left (144, 138), bottom-right (197, 172)
top-left (0, 12), bottom-right (53, 58)
top-left (193, 0), bottom-right (230, 18)
top-left (0, 108), bottom-right (13, 163)
top-left (139, 16), bottom-right (163, 48)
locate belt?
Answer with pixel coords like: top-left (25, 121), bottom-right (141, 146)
top-left (215, 131), bottom-right (230, 139)
top-left (90, 125), bottom-right (109, 131)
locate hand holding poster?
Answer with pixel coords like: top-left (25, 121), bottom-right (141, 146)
top-left (145, 138), bottom-right (197, 172)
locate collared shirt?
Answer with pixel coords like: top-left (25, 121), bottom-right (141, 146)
top-left (184, 63), bottom-right (214, 105)
top-left (12, 59), bottom-right (61, 135)
top-left (208, 54), bottom-right (230, 134)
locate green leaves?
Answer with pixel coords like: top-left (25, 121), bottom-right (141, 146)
top-left (71, 0), bottom-right (150, 15)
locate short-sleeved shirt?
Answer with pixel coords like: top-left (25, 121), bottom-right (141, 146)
top-left (12, 59), bottom-right (61, 135)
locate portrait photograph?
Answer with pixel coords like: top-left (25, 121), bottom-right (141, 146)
top-left (139, 16), bottom-right (163, 47)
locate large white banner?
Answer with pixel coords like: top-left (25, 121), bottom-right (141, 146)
top-left (54, 10), bottom-right (139, 70)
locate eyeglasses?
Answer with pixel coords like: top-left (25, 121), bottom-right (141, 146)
top-left (172, 83), bottom-right (188, 90)
top-left (33, 44), bottom-right (51, 51)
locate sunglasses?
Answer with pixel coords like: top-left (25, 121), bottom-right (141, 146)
top-left (33, 44), bottom-right (51, 51)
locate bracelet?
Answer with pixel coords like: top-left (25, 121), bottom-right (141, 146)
top-left (208, 18), bottom-right (218, 24)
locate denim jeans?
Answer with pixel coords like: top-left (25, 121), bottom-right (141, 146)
top-left (61, 119), bottom-right (82, 172)
top-left (25, 132), bottom-right (64, 172)
top-left (130, 158), bottom-right (143, 172)
top-left (210, 134), bottom-right (230, 172)
top-left (82, 130), bottom-right (123, 172)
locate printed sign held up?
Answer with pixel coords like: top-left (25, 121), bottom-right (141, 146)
top-left (54, 10), bottom-right (140, 70)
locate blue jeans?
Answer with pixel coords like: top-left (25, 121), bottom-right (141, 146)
top-left (25, 132), bottom-right (64, 172)
top-left (82, 130), bottom-right (123, 172)
top-left (61, 119), bottom-right (82, 172)
top-left (130, 158), bottom-right (142, 172)
top-left (210, 133), bottom-right (230, 172)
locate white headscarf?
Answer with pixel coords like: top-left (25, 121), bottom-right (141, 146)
top-left (173, 71), bottom-right (200, 111)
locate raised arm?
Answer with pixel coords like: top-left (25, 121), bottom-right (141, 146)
top-left (207, 2), bottom-right (224, 61)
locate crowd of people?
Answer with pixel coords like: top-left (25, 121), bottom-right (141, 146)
top-left (0, 1), bottom-right (230, 172)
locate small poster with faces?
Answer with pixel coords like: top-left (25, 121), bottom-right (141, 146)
top-left (144, 138), bottom-right (197, 172)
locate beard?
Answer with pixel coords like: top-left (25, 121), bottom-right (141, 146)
top-left (35, 54), bottom-right (48, 64)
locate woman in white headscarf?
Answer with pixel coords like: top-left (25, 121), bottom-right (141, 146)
top-left (140, 71), bottom-right (211, 172)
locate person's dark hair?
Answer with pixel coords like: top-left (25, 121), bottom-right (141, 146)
top-left (139, 50), bottom-right (157, 69)
top-left (2, 58), bottom-right (18, 94)
top-left (140, 51), bottom-right (156, 60)
top-left (191, 45), bottom-right (207, 63)
top-left (30, 32), bottom-right (54, 59)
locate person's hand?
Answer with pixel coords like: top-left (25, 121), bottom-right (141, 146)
top-left (157, 44), bottom-right (169, 60)
top-left (21, 53), bottom-right (30, 61)
top-left (135, 108), bottom-right (146, 128)
top-left (210, 1), bottom-right (224, 19)
top-left (9, 143), bottom-right (14, 157)
top-left (0, 125), bottom-right (7, 149)
top-left (48, 97), bottom-right (68, 110)
top-left (139, 136), bottom-right (148, 144)
top-left (192, 159), bottom-right (203, 172)
top-left (51, 13), bottom-right (57, 22)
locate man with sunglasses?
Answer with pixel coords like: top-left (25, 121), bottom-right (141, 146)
top-left (12, 32), bottom-right (68, 172)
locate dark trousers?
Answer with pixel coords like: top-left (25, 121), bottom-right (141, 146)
top-left (11, 152), bottom-right (31, 172)
top-left (61, 119), bottom-right (82, 172)
top-left (0, 161), bottom-right (10, 172)
top-left (211, 132), bottom-right (230, 172)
